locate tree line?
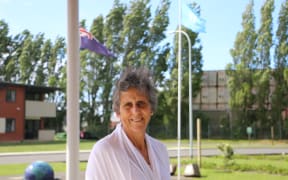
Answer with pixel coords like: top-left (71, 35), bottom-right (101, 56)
top-left (0, 0), bottom-right (203, 138)
top-left (227, 0), bottom-right (288, 138)
top-left (0, 0), bottom-right (287, 139)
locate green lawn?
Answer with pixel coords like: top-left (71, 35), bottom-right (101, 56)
top-left (199, 169), bottom-right (288, 180)
top-left (1, 155), bottom-right (288, 179)
top-left (169, 154), bottom-right (288, 179)
top-left (0, 140), bottom-right (95, 153)
top-left (1, 139), bottom-right (288, 179)
top-left (0, 162), bottom-right (87, 176)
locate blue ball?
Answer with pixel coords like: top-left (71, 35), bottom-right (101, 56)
top-left (24, 161), bottom-right (54, 180)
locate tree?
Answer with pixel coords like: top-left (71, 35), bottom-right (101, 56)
top-left (77, 0), bottom-right (171, 137)
top-left (34, 39), bottom-right (52, 86)
top-left (271, 0), bottom-right (288, 138)
top-left (4, 30), bottom-right (31, 82)
top-left (79, 17), bottom-right (105, 133)
top-left (142, 0), bottom-right (171, 136)
top-left (101, 0), bottom-right (127, 133)
top-left (254, 0), bottom-right (274, 134)
top-left (226, 0), bottom-right (257, 137)
top-left (18, 33), bottom-right (33, 83)
top-left (48, 37), bottom-right (65, 88)
top-left (0, 20), bottom-right (12, 80)
top-left (120, 0), bottom-right (151, 67)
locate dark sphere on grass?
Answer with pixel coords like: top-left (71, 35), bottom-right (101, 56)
top-left (24, 161), bottom-right (54, 180)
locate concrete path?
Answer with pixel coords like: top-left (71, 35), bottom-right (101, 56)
top-left (1, 147), bottom-right (288, 164)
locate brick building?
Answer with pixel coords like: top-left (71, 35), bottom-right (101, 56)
top-left (0, 82), bottom-right (59, 142)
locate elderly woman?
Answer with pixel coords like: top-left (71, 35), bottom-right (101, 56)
top-left (85, 67), bottom-right (170, 180)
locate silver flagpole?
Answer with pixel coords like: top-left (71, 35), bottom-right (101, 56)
top-left (177, 30), bottom-right (192, 159)
top-left (66, 0), bottom-right (80, 179)
top-left (188, 33), bottom-right (193, 160)
top-left (168, 29), bottom-right (193, 160)
top-left (177, 0), bottom-right (182, 179)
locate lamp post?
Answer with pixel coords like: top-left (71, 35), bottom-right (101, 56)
top-left (168, 30), bottom-right (193, 159)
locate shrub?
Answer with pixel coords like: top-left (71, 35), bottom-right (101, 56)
top-left (217, 143), bottom-right (234, 168)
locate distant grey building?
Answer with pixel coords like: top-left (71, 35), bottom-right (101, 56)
top-left (192, 70), bottom-right (286, 139)
top-left (193, 70), bottom-right (230, 111)
top-left (192, 70), bottom-right (231, 138)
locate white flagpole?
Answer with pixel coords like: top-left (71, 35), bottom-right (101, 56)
top-left (66, 0), bottom-right (80, 180)
top-left (178, 30), bottom-right (193, 159)
top-left (177, 0), bottom-right (182, 179)
top-left (188, 35), bottom-right (193, 160)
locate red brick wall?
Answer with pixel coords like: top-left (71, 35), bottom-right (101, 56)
top-left (0, 85), bottom-right (25, 141)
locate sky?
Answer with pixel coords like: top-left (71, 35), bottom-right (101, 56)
top-left (0, 0), bottom-right (285, 70)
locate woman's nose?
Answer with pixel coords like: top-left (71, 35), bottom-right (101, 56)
top-left (131, 105), bottom-right (140, 114)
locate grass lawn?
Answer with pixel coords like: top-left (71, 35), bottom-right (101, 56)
top-left (0, 139), bottom-right (288, 179)
top-left (0, 162), bottom-right (87, 176)
top-left (1, 163), bottom-right (288, 179)
top-left (169, 154), bottom-right (288, 179)
top-left (0, 140), bottom-right (95, 153)
top-left (1, 154), bottom-right (288, 179)
top-left (199, 169), bottom-right (288, 180)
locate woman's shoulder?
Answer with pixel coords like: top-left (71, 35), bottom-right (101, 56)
top-left (91, 130), bottom-right (120, 153)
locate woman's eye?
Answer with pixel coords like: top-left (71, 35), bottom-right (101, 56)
top-left (124, 103), bottom-right (132, 108)
top-left (137, 101), bottom-right (146, 108)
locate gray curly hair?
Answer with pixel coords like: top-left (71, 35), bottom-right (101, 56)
top-left (112, 66), bottom-right (157, 114)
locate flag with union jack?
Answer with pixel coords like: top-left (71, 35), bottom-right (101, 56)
top-left (79, 27), bottom-right (114, 57)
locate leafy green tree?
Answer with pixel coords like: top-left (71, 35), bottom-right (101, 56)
top-left (254, 0), bottom-right (274, 133)
top-left (30, 33), bottom-right (45, 84)
top-left (271, 0), bottom-right (288, 138)
top-left (5, 30), bottom-right (31, 82)
top-left (143, 0), bottom-right (170, 85)
top-left (101, 0), bottom-right (127, 133)
top-left (226, 0), bottom-right (257, 137)
top-left (78, 0), bottom-right (171, 137)
top-left (120, 0), bottom-right (151, 67)
top-left (143, 0), bottom-right (171, 136)
top-left (48, 37), bottom-right (65, 87)
top-left (0, 20), bottom-right (12, 80)
top-left (19, 34), bottom-right (33, 83)
top-left (79, 17), bottom-right (105, 133)
top-left (17, 32), bottom-right (44, 83)
top-left (47, 37), bottom-right (66, 131)
top-left (86, 15), bottom-right (116, 135)
top-left (35, 39), bottom-right (52, 86)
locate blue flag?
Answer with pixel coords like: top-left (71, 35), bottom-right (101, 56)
top-left (79, 28), bottom-right (114, 57)
top-left (182, 4), bottom-right (206, 33)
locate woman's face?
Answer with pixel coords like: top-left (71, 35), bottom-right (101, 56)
top-left (118, 87), bottom-right (152, 136)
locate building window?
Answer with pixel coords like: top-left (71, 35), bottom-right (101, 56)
top-left (26, 92), bottom-right (41, 101)
top-left (6, 118), bottom-right (16, 133)
top-left (6, 89), bottom-right (16, 102)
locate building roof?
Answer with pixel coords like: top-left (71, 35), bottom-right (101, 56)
top-left (0, 82), bottom-right (62, 94)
